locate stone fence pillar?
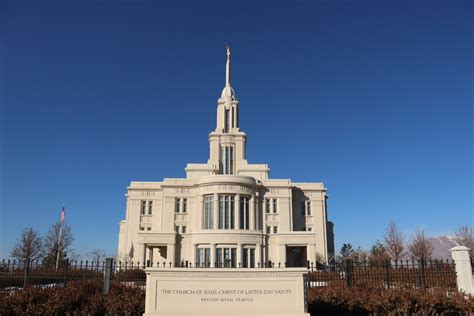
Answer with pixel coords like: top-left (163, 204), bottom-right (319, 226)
top-left (450, 246), bottom-right (473, 295)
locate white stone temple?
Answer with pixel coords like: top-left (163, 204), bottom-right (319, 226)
top-left (117, 47), bottom-right (334, 267)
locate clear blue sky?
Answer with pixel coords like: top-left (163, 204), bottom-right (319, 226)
top-left (1, 0), bottom-right (472, 258)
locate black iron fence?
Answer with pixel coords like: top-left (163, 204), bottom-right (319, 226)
top-left (1, 259), bottom-right (107, 291)
top-left (308, 259), bottom-right (457, 290)
top-left (0, 259), bottom-right (152, 293)
top-left (0, 258), bottom-right (458, 293)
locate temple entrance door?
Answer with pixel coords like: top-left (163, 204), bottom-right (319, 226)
top-left (148, 245), bottom-right (167, 266)
top-left (286, 246), bottom-right (307, 267)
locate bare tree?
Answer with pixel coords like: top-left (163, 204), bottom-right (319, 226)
top-left (383, 220), bottom-right (405, 262)
top-left (408, 228), bottom-right (433, 261)
top-left (10, 227), bottom-right (43, 262)
top-left (353, 246), bottom-right (368, 264)
top-left (454, 225), bottom-right (473, 258)
top-left (42, 221), bottom-right (74, 268)
top-left (68, 251), bottom-right (81, 262)
top-left (88, 249), bottom-right (108, 263)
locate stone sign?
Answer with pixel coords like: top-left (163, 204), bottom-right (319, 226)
top-left (144, 268), bottom-right (309, 316)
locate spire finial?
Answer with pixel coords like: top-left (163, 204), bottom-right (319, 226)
top-left (225, 43), bottom-right (231, 87)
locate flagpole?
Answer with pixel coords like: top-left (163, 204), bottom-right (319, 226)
top-left (55, 205), bottom-right (65, 270)
top-left (55, 221), bottom-right (63, 270)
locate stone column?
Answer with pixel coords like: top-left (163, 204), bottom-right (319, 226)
top-left (237, 243), bottom-right (242, 268)
top-left (279, 244), bottom-right (286, 267)
top-left (255, 196), bottom-right (260, 231)
top-left (142, 244), bottom-right (147, 266)
top-left (256, 196), bottom-right (260, 230)
top-left (235, 194), bottom-right (241, 230)
top-left (250, 195), bottom-right (255, 230)
top-left (288, 197), bottom-right (293, 232)
top-left (262, 245), bottom-right (267, 266)
top-left (197, 195), bottom-right (204, 229)
top-left (149, 247), bottom-right (154, 266)
top-left (233, 104), bottom-right (237, 128)
top-left (167, 244), bottom-right (175, 267)
top-left (210, 243), bottom-right (216, 267)
top-left (256, 244), bottom-right (262, 268)
top-left (193, 244), bottom-right (198, 267)
top-left (179, 197), bottom-right (184, 213)
top-left (263, 198), bottom-right (267, 232)
top-left (307, 244), bottom-right (315, 266)
top-left (213, 193), bottom-right (219, 229)
top-left (450, 246), bottom-right (473, 295)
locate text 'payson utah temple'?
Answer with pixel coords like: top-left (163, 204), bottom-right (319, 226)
top-left (118, 47), bottom-right (335, 268)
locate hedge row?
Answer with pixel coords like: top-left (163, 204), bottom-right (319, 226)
top-left (0, 280), bottom-right (144, 315)
top-left (308, 284), bottom-right (474, 315)
top-left (2, 280), bottom-right (474, 315)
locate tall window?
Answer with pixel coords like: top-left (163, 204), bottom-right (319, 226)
top-left (220, 145), bottom-right (234, 174)
top-left (148, 201), bottom-right (153, 215)
top-left (242, 248), bottom-right (255, 268)
top-left (239, 197), bottom-right (250, 230)
top-left (203, 195), bottom-right (214, 229)
top-left (265, 198), bottom-right (270, 213)
top-left (272, 199), bottom-right (278, 213)
top-left (141, 201), bottom-right (146, 215)
top-left (231, 107), bottom-right (235, 129)
top-left (302, 200), bottom-right (311, 216)
top-left (218, 195), bottom-right (235, 229)
top-left (175, 198), bottom-right (180, 213)
top-left (175, 198), bottom-right (188, 213)
top-left (216, 247), bottom-right (236, 268)
top-left (183, 198), bottom-right (187, 213)
top-left (224, 109), bottom-right (230, 133)
top-left (196, 248), bottom-right (211, 267)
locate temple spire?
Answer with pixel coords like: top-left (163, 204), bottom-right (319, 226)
top-left (220, 44), bottom-right (236, 100)
top-left (225, 44), bottom-right (231, 87)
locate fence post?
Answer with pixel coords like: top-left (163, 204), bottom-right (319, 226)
top-left (420, 259), bottom-right (427, 288)
top-left (384, 259), bottom-right (391, 289)
top-left (103, 258), bottom-right (114, 294)
top-left (450, 246), bottom-right (473, 295)
top-left (344, 258), bottom-right (353, 288)
top-left (64, 259), bottom-right (69, 286)
top-left (23, 259), bottom-right (30, 288)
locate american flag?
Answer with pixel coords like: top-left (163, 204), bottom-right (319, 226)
top-left (60, 206), bottom-right (66, 224)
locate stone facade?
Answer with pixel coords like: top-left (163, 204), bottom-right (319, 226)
top-left (117, 47), bottom-right (335, 267)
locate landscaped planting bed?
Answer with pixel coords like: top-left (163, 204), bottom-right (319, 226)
top-left (308, 284), bottom-right (474, 315)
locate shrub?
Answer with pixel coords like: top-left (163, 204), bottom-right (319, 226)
top-left (0, 280), bottom-right (144, 315)
top-left (105, 284), bottom-right (145, 315)
top-left (308, 285), bottom-right (474, 315)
